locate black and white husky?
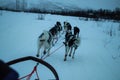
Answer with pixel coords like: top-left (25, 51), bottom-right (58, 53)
top-left (56, 21), bottom-right (62, 36)
top-left (63, 27), bottom-right (80, 61)
top-left (49, 21), bottom-right (62, 45)
top-left (36, 30), bottom-right (53, 58)
top-left (74, 26), bottom-right (80, 38)
top-left (63, 21), bottom-right (72, 33)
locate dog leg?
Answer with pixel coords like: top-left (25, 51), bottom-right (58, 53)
top-left (55, 37), bottom-right (58, 44)
top-left (43, 50), bottom-right (46, 54)
top-left (36, 53), bottom-right (39, 57)
top-left (36, 46), bottom-right (40, 57)
top-left (51, 39), bottom-right (54, 46)
top-left (64, 54), bottom-right (67, 61)
top-left (64, 46), bottom-right (69, 61)
top-left (72, 48), bottom-right (76, 59)
top-left (47, 48), bottom-right (50, 56)
top-left (69, 47), bottom-right (73, 57)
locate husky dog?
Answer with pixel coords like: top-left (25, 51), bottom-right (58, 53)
top-left (63, 30), bottom-right (80, 61)
top-left (36, 30), bottom-right (53, 58)
top-left (49, 25), bottom-right (58, 46)
top-left (63, 21), bottom-right (72, 33)
top-left (49, 21), bottom-right (62, 45)
top-left (74, 26), bottom-right (80, 38)
top-left (55, 21), bottom-right (62, 37)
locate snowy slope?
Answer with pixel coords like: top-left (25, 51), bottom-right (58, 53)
top-left (47, 0), bottom-right (120, 10)
top-left (0, 0), bottom-right (120, 11)
top-left (0, 11), bottom-right (120, 80)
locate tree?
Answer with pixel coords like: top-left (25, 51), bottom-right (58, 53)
top-left (22, 0), bottom-right (27, 11)
top-left (16, 0), bottom-right (20, 10)
top-left (0, 10), bottom-right (2, 16)
top-left (38, 14), bottom-right (45, 20)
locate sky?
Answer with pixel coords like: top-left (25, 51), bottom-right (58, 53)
top-left (0, 0), bottom-right (120, 10)
top-left (47, 0), bottom-right (120, 10)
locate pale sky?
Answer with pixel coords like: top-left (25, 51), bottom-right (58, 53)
top-left (0, 0), bottom-right (120, 10)
top-left (47, 0), bottom-right (120, 10)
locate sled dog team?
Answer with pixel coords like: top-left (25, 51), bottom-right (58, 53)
top-left (36, 21), bottom-right (80, 61)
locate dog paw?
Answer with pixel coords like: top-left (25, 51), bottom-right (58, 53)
top-left (36, 54), bottom-right (39, 57)
top-left (69, 54), bottom-right (71, 57)
top-left (43, 51), bottom-right (46, 54)
top-left (72, 56), bottom-right (74, 59)
top-left (64, 58), bottom-right (67, 61)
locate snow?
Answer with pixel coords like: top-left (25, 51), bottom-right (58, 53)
top-left (0, 10), bottom-right (120, 80)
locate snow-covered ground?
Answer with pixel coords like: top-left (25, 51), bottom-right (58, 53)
top-left (0, 10), bottom-right (120, 80)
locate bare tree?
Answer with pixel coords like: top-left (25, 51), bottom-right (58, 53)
top-left (38, 14), bottom-right (45, 20)
top-left (22, 0), bottom-right (27, 11)
top-left (16, 0), bottom-right (20, 10)
top-left (0, 10), bottom-right (2, 16)
top-left (118, 24), bottom-right (120, 31)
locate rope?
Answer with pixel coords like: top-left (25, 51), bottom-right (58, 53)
top-left (41, 34), bottom-right (64, 60)
top-left (19, 63), bottom-right (40, 80)
top-left (42, 32), bottom-right (65, 60)
top-left (42, 44), bottom-right (64, 60)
